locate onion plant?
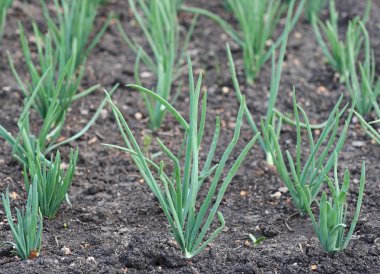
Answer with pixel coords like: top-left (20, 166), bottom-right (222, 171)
top-left (226, 0), bottom-right (298, 164)
top-left (261, 93), bottom-right (353, 213)
top-left (299, 153), bottom-right (366, 253)
top-left (104, 58), bottom-right (259, 258)
top-left (0, 0), bottom-right (12, 40)
top-left (176, 0), bottom-right (185, 9)
top-left (40, 0), bottom-right (110, 69)
top-left (304, 0), bottom-right (327, 22)
top-left (346, 21), bottom-right (380, 117)
top-left (8, 23), bottom-right (99, 122)
top-left (24, 147), bottom-right (78, 219)
top-left (117, 0), bottom-right (196, 130)
top-left (1, 178), bottom-right (43, 260)
top-left (0, 67), bottom-right (118, 167)
top-left (312, 0), bottom-right (371, 82)
top-left (354, 112), bottom-right (380, 145)
top-left (182, 0), bottom-right (304, 84)
top-left (0, 71), bottom-right (61, 166)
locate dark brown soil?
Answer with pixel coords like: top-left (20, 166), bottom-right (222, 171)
top-left (1, 0), bottom-right (380, 273)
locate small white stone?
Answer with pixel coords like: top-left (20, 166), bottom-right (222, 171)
top-left (134, 112), bottom-right (143, 120)
top-left (86, 256), bottom-right (97, 265)
top-left (100, 109), bottom-right (108, 119)
top-left (294, 32), bottom-right (302, 39)
top-left (270, 191), bottom-right (282, 199)
top-left (80, 109), bottom-right (89, 116)
top-left (222, 86), bottom-right (229, 94)
top-left (278, 187), bottom-right (289, 193)
top-left (2, 86), bottom-right (11, 92)
top-left (140, 71), bottom-right (152, 78)
top-left (61, 246), bottom-right (71, 255)
top-left (352, 141), bottom-right (366, 147)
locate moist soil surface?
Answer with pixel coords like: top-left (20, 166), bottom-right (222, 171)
top-left (1, 0), bottom-right (380, 273)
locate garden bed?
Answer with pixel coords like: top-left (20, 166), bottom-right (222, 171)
top-left (0, 0), bottom-right (380, 273)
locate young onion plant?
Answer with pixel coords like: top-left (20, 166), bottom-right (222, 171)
top-left (0, 66), bottom-right (118, 167)
top-left (1, 178), bottom-right (43, 260)
top-left (354, 112), bottom-right (380, 145)
top-left (0, 72), bottom-right (61, 166)
top-left (104, 58), bottom-right (259, 258)
top-left (40, 0), bottom-right (110, 69)
top-left (117, 0), bottom-right (196, 130)
top-left (8, 23), bottom-right (99, 122)
top-left (0, 0), bottom-right (12, 40)
top-left (299, 153), bottom-right (366, 253)
top-left (182, 0), bottom-right (304, 84)
top-left (24, 146), bottom-right (78, 219)
top-left (304, 0), bottom-right (327, 22)
top-left (312, 0), bottom-right (371, 82)
top-left (261, 93), bottom-right (353, 214)
top-left (346, 21), bottom-right (380, 117)
top-left (226, 0), bottom-right (298, 165)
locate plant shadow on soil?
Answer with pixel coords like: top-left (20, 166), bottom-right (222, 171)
top-left (0, 0), bottom-right (380, 273)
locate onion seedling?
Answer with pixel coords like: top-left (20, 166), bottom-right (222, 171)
top-left (104, 57), bottom-right (259, 258)
top-left (304, 0), bottom-right (327, 22)
top-left (117, 0), bottom-right (197, 130)
top-left (298, 153), bottom-right (366, 253)
top-left (176, 0), bottom-right (185, 9)
top-left (261, 92), bottom-right (353, 213)
top-left (0, 0), bottom-right (12, 40)
top-left (354, 112), bottom-right (380, 145)
top-left (248, 234), bottom-right (266, 248)
top-left (40, 0), bottom-right (111, 69)
top-left (0, 67), bottom-right (118, 166)
top-left (226, 0), bottom-right (299, 165)
top-left (8, 23), bottom-right (99, 122)
top-left (0, 70), bottom-right (60, 166)
top-left (24, 147), bottom-right (78, 219)
top-left (1, 178), bottom-right (43, 260)
top-left (312, 0), bottom-right (371, 82)
top-left (346, 21), bottom-right (380, 117)
top-left (182, 0), bottom-right (304, 84)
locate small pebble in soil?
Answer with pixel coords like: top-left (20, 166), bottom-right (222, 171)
top-left (2, 86), bottom-right (11, 92)
top-left (278, 187), bottom-right (288, 193)
top-left (352, 141), bottom-right (366, 147)
top-left (134, 112), bottom-right (142, 120)
top-left (240, 190), bottom-right (247, 197)
top-left (100, 109), bottom-right (108, 119)
top-left (310, 264), bottom-right (318, 271)
top-left (294, 32), bottom-right (302, 39)
top-left (80, 109), bottom-right (89, 116)
top-left (270, 191), bottom-right (281, 199)
top-left (61, 246), bottom-right (71, 255)
top-left (140, 71), bottom-right (152, 78)
top-left (9, 191), bottom-right (19, 200)
top-left (316, 86), bottom-right (329, 95)
top-left (222, 86), bottom-right (229, 94)
top-left (88, 137), bottom-right (97, 145)
top-left (86, 256), bottom-right (97, 265)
